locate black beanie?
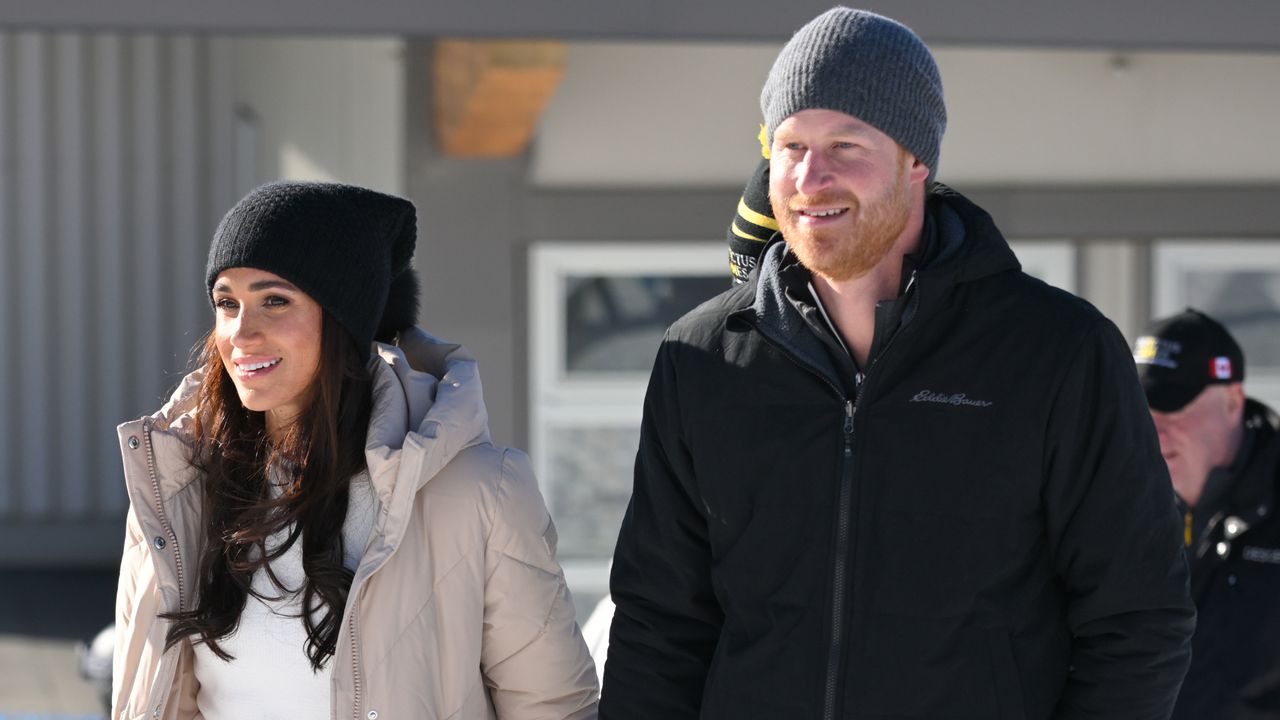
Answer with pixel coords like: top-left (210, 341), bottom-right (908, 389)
top-left (727, 157), bottom-right (778, 285)
top-left (206, 181), bottom-right (418, 360)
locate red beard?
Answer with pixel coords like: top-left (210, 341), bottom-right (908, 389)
top-left (771, 173), bottom-right (911, 283)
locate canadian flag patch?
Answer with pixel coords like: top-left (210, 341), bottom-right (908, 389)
top-left (1213, 356), bottom-right (1233, 379)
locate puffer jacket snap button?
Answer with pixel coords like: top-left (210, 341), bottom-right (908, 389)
top-left (129, 436), bottom-right (140, 449)
top-left (153, 536), bottom-right (166, 550)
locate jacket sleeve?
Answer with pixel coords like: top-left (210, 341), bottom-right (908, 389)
top-left (600, 339), bottom-right (723, 719)
top-left (1042, 319), bottom-right (1196, 719)
top-left (480, 448), bottom-right (599, 720)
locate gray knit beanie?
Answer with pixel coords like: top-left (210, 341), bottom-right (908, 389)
top-left (206, 181), bottom-right (419, 361)
top-left (761, 6), bottom-right (946, 183)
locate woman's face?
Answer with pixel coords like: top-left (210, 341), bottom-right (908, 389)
top-left (211, 267), bottom-right (324, 438)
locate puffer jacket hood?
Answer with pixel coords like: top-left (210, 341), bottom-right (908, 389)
top-left (363, 327), bottom-right (491, 491)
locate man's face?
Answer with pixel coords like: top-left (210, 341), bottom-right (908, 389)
top-left (768, 108), bottom-right (927, 283)
top-left (1149, 383), bottom-right (1245, 506)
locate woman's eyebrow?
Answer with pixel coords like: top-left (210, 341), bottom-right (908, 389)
top-left (248, 279), bottom-right (297, 292)
top-left (213, 279), bottom-right (298, 293)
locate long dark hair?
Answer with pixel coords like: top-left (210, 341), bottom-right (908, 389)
top-left (163, 312), bottom-right (373, 671)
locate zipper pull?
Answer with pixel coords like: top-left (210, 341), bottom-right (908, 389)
top-left (843, 400), bottom-right (854, 435)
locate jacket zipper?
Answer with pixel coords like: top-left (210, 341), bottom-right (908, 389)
top-left (142, 419), bottom-right (185, 612)
top-left (140, 419), bottom-right (185, 719)
top-left (738, 325), bottom-right (856, 720)
top-left (744, 284), bottom-right (918, 720)
top-left (823, 396), bottom-right (857, 720)
top-left (349, 596), bottom-right (361, 720)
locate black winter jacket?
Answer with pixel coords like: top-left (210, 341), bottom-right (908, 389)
top-left (602, 187), bottom-right (1195, 720)
top-left (1173, 399), bottom-right (1280, 720)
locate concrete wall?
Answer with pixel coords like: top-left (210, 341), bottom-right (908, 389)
top-left (229, 36), bottom-right (406, 195)
top-left (532, 43), bottom-right (1280, 187)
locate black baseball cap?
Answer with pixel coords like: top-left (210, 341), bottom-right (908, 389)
top-left (1133, 308), bottom-right (1245, 412)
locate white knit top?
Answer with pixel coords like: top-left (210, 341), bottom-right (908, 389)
top-left (191, 472), bottom-right (378, 719)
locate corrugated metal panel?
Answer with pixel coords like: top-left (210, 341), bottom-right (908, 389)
top-left (54, 33), bottom-right (91, 519)
top-left (91, 34), bottom-right (131, 523)
top-left (0, 32), bottom-right (234, 564)
top-left (14, 33), bottom-right (53, 520)
top-left (0, 36), bottom-right (13, 519)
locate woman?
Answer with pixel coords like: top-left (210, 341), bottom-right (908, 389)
top-left (112, 181), bottom-right (598, 719)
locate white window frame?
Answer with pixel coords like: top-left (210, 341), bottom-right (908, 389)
top-left (528, 241), bottom-right (728, 600)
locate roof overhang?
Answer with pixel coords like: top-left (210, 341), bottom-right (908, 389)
top-left (5, 1), bottom-right (1279, 52)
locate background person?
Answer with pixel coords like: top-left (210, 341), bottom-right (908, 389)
top-left (728, 157), bottom-right (777, 285)
top-left (602, 7), bottom-right (1193, 719)
top-left (112, 181), bottom-right (598, 720)
top-left (1135, 308), bottom-right (1280, 719)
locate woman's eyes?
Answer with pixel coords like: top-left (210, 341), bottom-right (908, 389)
top-left (213, 296), bottom-right (290, 311)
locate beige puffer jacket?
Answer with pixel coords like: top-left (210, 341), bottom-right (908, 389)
top-left (112, 329), bottom-right (599, 720)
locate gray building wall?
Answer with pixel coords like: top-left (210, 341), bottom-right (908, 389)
top-left (0, 33), bottom-right (239, 565)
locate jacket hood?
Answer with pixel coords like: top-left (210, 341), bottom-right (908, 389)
top-left (363, 327), bottom-right (491, 504)
top-left (923, 184), bottom-right (1021, 286)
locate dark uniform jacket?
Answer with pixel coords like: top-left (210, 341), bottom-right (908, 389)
top-left (602, 186), bottom-right (1195, 720)
top-left (1173, 399), bottom-right (1280, 720)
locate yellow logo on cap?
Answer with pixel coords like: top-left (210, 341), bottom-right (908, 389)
top-left (1135, 336), bottom-right (1159, 363)
top-left (1133, 336), bottom-right (1181, 369)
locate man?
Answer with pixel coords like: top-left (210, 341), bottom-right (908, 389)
top-left (602, 7), bottom-right (1194, 720)
top-left (1135, 309), bottom-right (1280, 719)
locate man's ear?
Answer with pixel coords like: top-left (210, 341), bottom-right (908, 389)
top-left (1224, 382), bottom-right (1247, 421)
top-left (908, 155), bottom-right (930, 185)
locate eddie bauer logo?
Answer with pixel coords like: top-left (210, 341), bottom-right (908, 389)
top-left (910, 390), bottom-right (994, 408)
